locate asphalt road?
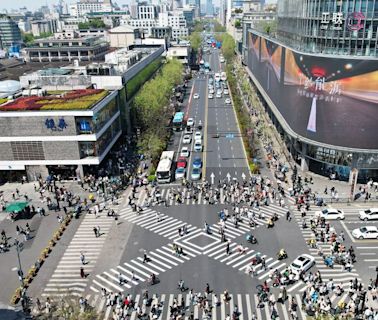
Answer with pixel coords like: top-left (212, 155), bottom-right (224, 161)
top-left (30, 50), bottom-right (378, 320)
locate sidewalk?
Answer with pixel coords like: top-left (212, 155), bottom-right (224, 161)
top-left (0, 181), bottom-right (91, 305)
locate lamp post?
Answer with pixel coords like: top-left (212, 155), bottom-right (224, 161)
top-left (14, 239), bottom-right (29, 312)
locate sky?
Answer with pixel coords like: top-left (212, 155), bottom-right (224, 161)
top-left (1, 0), bottom-right (277, 12)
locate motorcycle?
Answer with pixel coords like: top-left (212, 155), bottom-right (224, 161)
top-left (246, 234), bottom-right (258, 244)
top-left (277, 250), bottom-right (288, 260)
top-left (267, 220), bottom-right (274, 228)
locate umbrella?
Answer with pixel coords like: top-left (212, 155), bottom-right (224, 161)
top-left (5, 202), bottom-right (29, 213)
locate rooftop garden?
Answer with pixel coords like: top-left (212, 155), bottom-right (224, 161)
top-left (0, 89), bottom-right (108, 111)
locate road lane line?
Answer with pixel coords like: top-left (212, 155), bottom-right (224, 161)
top-left (203, 74), bottom-right (209, 181)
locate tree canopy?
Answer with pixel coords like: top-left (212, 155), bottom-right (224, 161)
top-left (133, 59), bottom-right (183, 164)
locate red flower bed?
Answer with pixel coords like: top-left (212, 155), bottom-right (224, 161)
top-left (0, 89), bottom-right (105, 111)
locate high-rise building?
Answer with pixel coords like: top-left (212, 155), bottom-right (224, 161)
top-left (0, 15), bottom-right (22, 49)
top-left (243, 0), bottom-right (378, 182)
top-left (205, 0), bottom-right (213, 16)
top-left (277, 0), bottom-right (378, 56)
top-left (69, 0), bottom-right (114, 17)
top-left (219, 0), bottom-right (226, 25)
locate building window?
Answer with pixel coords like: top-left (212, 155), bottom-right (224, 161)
top-left (11, 141), bottom-right (45, 160)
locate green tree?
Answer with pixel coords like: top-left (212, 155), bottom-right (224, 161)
top-left (254, 20), bottom-right (278, 35)
top-left (35, 296), bottom-right (104, 320)
top-left (138, 131), bottom-right (167, 161)
top-left (78, 19), bottom-right (106, 29)
top-left (22, 33), bottom-right (34, 44)
top-left (234, 20), bottom-right (242, 29)
top-left (189, 32), bottom-right (201, 51)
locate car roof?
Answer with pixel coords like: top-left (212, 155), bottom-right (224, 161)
top-left (361, 226), bottom-right (378, 231)
top-left (294, 254), bottom-right (313, 263)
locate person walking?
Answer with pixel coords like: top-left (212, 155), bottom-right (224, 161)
top-left (80, 267), bottom-right (85, 279)
top-left (261, 257), bottom-right (267, 271)
top-left (286, 211), bottom-right (291, 221)
top-left (93, 227), bottom-right (98, 238)
top-left (80, 252), bottom-right (86, 265)
top-left (226, 241), bottom-right (230, 255)
top-left (143, 250), bottom-right (148, 263)
top-left (96, 225), bottom-right (101, 237)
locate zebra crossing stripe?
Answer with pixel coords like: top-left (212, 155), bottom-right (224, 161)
top-left (149, 251), bottom-right (179, 266)
top-left (116, 265), bottom-right (144, 283)
top-left (124, 262), bottom-right (150, 278)
top-left (155, 248), bottom-right (186, 263)
top-left (136, 256), bottom-right (170, 271)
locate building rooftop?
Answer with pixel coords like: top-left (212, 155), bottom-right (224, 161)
top-left (0, 89), bottom-right (108, 112)
top-left (0, 60), bottom-right (93, 82)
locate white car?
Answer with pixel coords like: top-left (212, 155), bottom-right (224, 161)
top-left (193, 93), bottom-right (199, 99)
top-left (194, 140), bottom-right (203, 152)
top-left (359, 208), bottom-right (378, 221)
top-left (209, 89), bottom-right (214, 94)
top-left (220, 58), bottom-right (225, 63)
top-left (223, 89), bottom-right (229, 95)
top-left (183, 135), bottom-right (192, 144)
top-left (216, 92), bottom-right (222, 98)
top-left (352, 226), bottom-right (378, 240)
top-left (290, 254), bottom-right (315, 275)
top-left (180, 147), bottom-right (190, 158)
top-left (187, 118), bottom-right (194, 127)
top-left (225, 98), bottom-right (231, 105)
top-left (194, 132), bottom-right (202, 141)
top-left (208, 93), bottom-right (213, 99)
top-left (314, 208), bottom-right (345, 220)
top-left (175, 167), bottom-right (186, 180)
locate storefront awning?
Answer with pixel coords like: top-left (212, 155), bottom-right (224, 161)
top-left (0, 164), bottom-right (25, 170)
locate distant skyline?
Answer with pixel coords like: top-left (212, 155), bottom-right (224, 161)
top-left (2, 0), bottom-right (276, 12)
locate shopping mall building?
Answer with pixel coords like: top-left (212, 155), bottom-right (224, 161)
top-left (242, 0), bottom-right (378, 182)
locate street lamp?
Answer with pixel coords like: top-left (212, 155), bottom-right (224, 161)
top-left (14, 239), bottom-right (29, 313)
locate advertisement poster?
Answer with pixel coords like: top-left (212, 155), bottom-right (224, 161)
top-left (247, 32), bottom-right (378, 150)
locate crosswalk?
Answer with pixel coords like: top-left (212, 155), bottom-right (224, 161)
top-left (118, 206), bottom-right (203, 241)
top-left (88, 292), bottom-right (317, 320)
top-left (129, 187), bottom-right (289, 207)
top-left (89, 243), bottom-right (199, 294)
top-left (291, 209), bottom-right (362, 292)
top-left (42, 213), bottom-right (115, 297)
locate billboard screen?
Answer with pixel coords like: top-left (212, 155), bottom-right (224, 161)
top-left (247, 32), bottom-right (378, 150)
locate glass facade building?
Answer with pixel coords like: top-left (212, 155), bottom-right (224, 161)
top-left (277, 0), bottom-right (378, 56)
top-left (0, 15), bottom-right (22, 48)
top-left (243, 0), bottom-right (378, 182)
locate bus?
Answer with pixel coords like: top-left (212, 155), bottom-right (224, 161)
top-left (172, 112), bottom-right (185, 131)
top-left (156, 151), bottom-right (175, 183)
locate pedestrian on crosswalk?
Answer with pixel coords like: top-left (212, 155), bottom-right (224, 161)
top-left (213, 294), bottom-right (219, 307)
top-left (80, 267), bottom-right (85, 279)
top-left (143, 250), bottom-right (148, 263)
top-left (93, 226), bottom-right (98, 238)
top-left (261, 257), bottom-right (267, 271)
top-left (80, 252), bottom-right (85, 265)
top-left (96, 225), bottom-right (101, 237)
top-left (226, 241), bottom-right (230, 255)
top-left (286, 210), bottom-right (291, 221)
top-left (118, 272), bottom-right (126, 285)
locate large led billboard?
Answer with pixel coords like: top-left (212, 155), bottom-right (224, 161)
top-left (247, 32), bottom-right (378, 150)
